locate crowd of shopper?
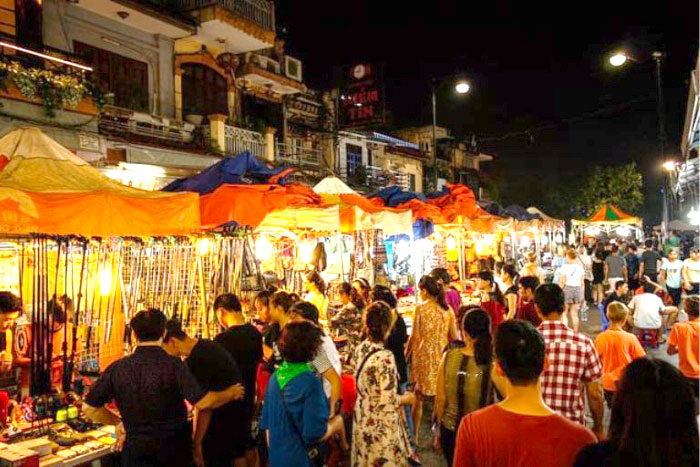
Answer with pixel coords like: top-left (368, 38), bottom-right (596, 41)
top-left (76, 233), bottom-right (699, 467)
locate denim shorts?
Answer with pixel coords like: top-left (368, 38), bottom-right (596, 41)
top-left (563, 285), bottom-right (584, 304)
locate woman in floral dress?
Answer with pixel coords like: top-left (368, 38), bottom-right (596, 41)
top-left (352, 302), bottom-right (415, 467)
top-left (407, 275), bottom-right (459, 442)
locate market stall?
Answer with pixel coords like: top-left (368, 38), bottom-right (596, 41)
top-left (0, 128), bottom-right (233, 466)
top-left (572, 203), bottom-right (644, 243)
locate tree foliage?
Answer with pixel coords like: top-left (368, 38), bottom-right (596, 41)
top-left (574, 162), bottom-right (644, 216)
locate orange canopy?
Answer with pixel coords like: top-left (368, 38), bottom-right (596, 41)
top-left (371, 183), bottom-right (488, 225)
top-left (0, 127), bottom-right (200, 236)
top-left (199, 183), bottom-right (323, 230)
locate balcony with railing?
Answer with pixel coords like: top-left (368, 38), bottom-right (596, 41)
top-left (276, 143), bottom-right (323, 172)
top-left (238, 52), bottom-right (304, 97)
top-left (341, 166), bottom-right (409, 192)
top-left (224, 124), bottom-right (266, 159)
top-left (172, 0), bottom-right (275, 53)
top-left (99, 105), bottom-right (199, 148)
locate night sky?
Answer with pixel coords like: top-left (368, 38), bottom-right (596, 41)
top-left (277, 1), bottom-right (698, 223)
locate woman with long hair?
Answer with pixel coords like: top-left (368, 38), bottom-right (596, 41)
top-left (558, 248), bottom-right (586, 331)
top-left (330, 282), bottom-right (365, 366)
top-left (435, 307), bottom-right (495, 466)
top-left (500, 264), bottom-right (519, 319)
top-left (575, 358), bottom-right (699, 466)
top-left (351, 278), bottom-right (371, 304)
top-left (519, 251), bottom-right (545, 284)
top-left (476, 271), bottom-right (505, 334)
top-left (430, 267), bottom-right (461, 316)
top-left (406, 275), bottom-right (459, 442)
top-left (304, 271), bottom-right (328, 323)
top-left (352, 302), bottom-right (415, 467)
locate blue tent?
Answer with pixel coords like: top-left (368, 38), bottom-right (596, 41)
top-left (162, 151), bottom-right (292, 195)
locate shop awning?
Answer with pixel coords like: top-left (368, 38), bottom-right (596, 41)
top-left (0, 127), bottom-right (200, 236)
top-left (313, 177), bottom-right (413, 235)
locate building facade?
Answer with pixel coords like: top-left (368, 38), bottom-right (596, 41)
top-left (394, 125), bottom-right (493, 197)
top-left (0, 0), bottom-right (332, 190)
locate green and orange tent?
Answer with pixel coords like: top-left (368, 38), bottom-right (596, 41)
top-left (572, 203), bottom-right (643, 227)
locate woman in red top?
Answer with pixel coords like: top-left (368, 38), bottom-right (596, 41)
top-left (476, 271), bottom-right (505, 333)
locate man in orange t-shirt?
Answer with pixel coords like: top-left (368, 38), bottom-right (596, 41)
top-left (594, 301), bottom-right (646, 406)
top-left (454, 320), bottom-right (596, 467)
top-left (668, 295), bottom-right (699, 412)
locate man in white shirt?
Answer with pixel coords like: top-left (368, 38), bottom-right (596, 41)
top-left (682, 248), bottom-right (700, 295)
top-left (628, 284), bottom-right (666, 341)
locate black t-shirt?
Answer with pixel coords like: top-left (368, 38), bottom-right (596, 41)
top-left (603, 292), bottom-right (624, 312)
top-left (85, 346), bottom-right (205, 441)
top-left (386, 315), bottom-right (408, 384)
top-left (641, 250), bottom-right (662, 274)
top-left (215, 323), bottom-right (263, 415)
top-left (186, 340), bottom-right (242, 446)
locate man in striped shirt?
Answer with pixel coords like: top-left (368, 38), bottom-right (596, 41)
top-left (535, 284), bottom-right (605, 439)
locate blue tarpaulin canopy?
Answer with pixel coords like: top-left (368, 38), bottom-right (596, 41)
top-left (163, 151), bottom-right (292, 195)
top-left (484, 203), bottom-right (541, 221)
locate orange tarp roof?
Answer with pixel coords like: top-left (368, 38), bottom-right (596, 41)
top-left (0, 128), bottom-right (200, 236)
top-left (199, 183), bottom-right (323, 230)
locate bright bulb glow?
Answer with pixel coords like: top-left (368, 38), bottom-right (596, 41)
top-left (540, 235), bottom-right (549, 245)
top-left (446, 235), bottom-right (457, 252)
top-left (662, 161), bottom-right (677, 171)
top-left (689, 209), bottom-right (700, 226)
top-left (198, 238), bottom-right (211, 256)
top-left (556, 233), bottom-right (564, 244)
top-left (99, 266), bottom-right (112, 297)
top-left (609, 54), bottom-right (627, 67)
top-left (520, 236), bottom-right (531, 248)
top-left (585, 227), bottom-right (601, 236)
top-left (455, 81), bottom-right (470, 94)
top-left (298, 242), bottom-right (315, 264)
top-left (617, 226), bottom-right (631, 237)
top-left (255, 235), bottom-right (273, 261)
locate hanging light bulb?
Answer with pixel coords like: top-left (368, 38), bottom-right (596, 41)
top-left (540, 235), bottom-right (549, 245)
top-left (446, 235), bottom-right (457, 252)
top-left (99, 265), bottom-right (112, 297)
top-left (520, 236), bottom-right (531, 248)
top-left (255, 235), bottom-right (273, 261)
top-left (298, 241), bottom-right (315, 264)
top-left (198, 238), bottom-right (211, 256)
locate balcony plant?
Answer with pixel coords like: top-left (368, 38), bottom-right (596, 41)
top-left (0, 60), bottom-right (104, 118)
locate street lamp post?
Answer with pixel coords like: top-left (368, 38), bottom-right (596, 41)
top-left (430, 77), bottom-right (470, 191)
top-left (609, 49), bottom-right (667, 237)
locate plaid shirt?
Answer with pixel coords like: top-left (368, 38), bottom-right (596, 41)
top-left (538, 321), bottom-right (603, 425)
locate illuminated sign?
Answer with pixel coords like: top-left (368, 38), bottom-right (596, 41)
top-left (338, 62), bottom-right (385, 129)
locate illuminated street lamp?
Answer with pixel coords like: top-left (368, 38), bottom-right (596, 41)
top-left (662, 160), bottom-right (677, 172)
top-left (609, 53), bottom-right (628, 67)
top-left (455, 81), bottom-right (471, 94)
top-left (431, 76), bottom-right (471, 190)
top-left (609, 47), bottom-right (667, 235)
